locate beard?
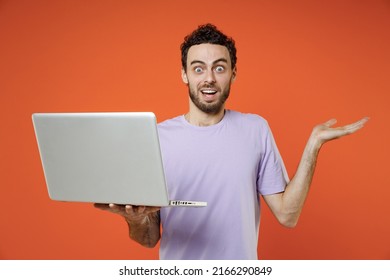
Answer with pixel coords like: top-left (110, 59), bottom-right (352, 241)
top-left (188, 84), bottom-right (231, 114)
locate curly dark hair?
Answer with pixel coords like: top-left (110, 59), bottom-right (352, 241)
top-left (180, 23), bottom-right (237, 71)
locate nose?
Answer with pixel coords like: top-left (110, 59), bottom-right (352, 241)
top-left (204, 69), bottom-right (216, 84)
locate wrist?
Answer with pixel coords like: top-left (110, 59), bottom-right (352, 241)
top-left (307, 134), bottom-right (322, 155)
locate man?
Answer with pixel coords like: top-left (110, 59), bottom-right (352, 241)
top-left (95, 24), bottom-right (368, 259)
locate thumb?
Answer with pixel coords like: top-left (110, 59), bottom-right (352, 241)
top-left (324, 119), bottom-right (337, 127)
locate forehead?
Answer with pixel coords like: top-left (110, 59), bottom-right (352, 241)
top-left (187, 43), bottom-right (231, 66)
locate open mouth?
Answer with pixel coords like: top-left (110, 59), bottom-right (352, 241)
top-left (201, 89), bottom-right (217, 95)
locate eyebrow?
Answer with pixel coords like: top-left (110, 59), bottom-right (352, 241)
top-left (190, 58), bottom-right (229, 66)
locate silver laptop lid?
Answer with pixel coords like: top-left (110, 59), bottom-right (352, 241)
top-left (32, 112), bottom-right (170, 206)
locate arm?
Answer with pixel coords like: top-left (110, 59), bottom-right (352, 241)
top-left (94, 203), bottom-right (161, 248)
top-left (263, 117), bottom-right (369, 228)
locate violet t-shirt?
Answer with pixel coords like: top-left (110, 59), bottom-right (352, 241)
top-left (157, 110), bottom-right (288, 259)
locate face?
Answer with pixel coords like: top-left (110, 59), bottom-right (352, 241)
top-left (182, 44), bottom-right (236, 114)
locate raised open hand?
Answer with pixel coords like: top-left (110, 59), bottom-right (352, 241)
top-left (311, 117), bottom-right (369, 147)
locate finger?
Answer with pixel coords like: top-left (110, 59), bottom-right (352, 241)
top-left (125, 205), bottom-right (134, 215)
top-left (146, 206), bottom-right (161, 213)
top-left (353, 117), bottom-right (370, 127)
top-left (136, 206), bottom-right (161, 214)
top-left (94, 203), bottom-right (110, 210)
top-left (323, 119), bottom-right (337, 127)
top-left (125, 205), bottom-right (160, 215)
top-left (124, 205), bottom-right (145, 215)
top-left (340, 117), bottom-right (369, 134)
top-left (108, 203), bottom-right (127, 214)
top-left (137, 206), bottom-right (146, 214)
top-left (94, 203), bottom-right (127, 215)
top-left (124, 205), bottom-right (130, 214)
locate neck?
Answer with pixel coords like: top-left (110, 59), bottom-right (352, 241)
top-left (185, 104), bottom-right (225, 127)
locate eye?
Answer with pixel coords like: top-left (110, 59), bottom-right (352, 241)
top-left (215, 66), bottom-right (225, 72)
top-left (194, 67), bottom-right (203, 73)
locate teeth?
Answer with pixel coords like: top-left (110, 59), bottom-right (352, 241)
top-left (202, 90), bottom-right (217, 94)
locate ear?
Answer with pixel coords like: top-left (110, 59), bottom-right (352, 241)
top-left (231, 67), bottom-right (237, 83)
top-left (181, 68), bottom-right (189, 84)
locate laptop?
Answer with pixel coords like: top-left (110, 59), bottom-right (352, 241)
top-left (32, 112), bottom-right (207, 207)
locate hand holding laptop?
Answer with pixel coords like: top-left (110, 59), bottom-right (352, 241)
top-left (94, 203), bottom-right (160, 223)
top-left (95, 203), bottom-right (161, 247)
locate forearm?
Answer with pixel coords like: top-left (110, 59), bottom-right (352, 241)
top-left (126, 211), bottom-right (161, 248)
top-left (280, 136), bottom-right (322, 226)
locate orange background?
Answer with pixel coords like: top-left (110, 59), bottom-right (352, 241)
top-left (1, 0), bottom-right (389, 260)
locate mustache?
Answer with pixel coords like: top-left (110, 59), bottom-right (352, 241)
top-left (200, 83), bottom-right (219, 91)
